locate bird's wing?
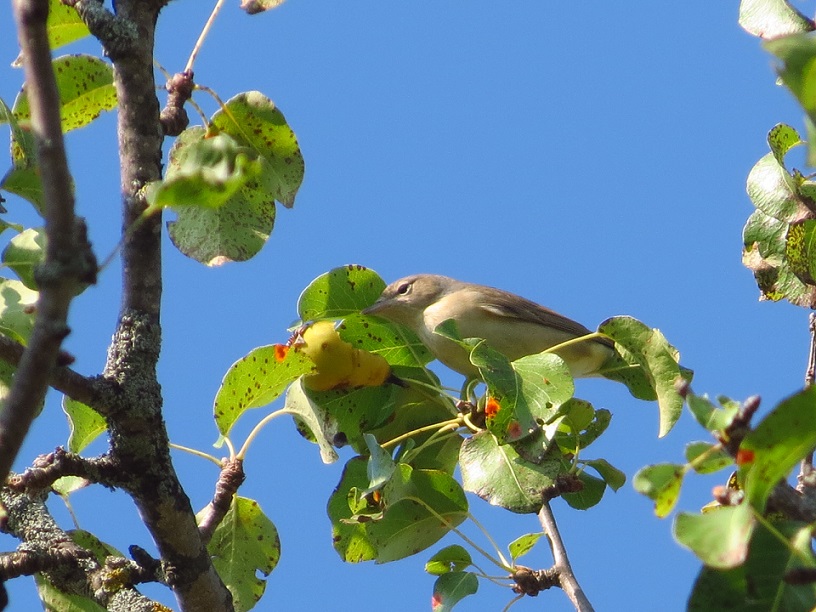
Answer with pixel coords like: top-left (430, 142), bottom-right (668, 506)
top-left (475, 285), bottom-right (611, 345)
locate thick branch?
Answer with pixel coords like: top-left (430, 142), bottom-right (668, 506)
top-left (0, 485), bottom-right (158, 611)
top-left (3, 0), bottom-right (96, 485)
top-left (61, 0), bottom-right (138, 60)
top-left (100, 1), bottom-right (232, 609)
top-left (538, 500), bottom-right (594, 612)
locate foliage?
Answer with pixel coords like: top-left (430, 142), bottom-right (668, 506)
top-left (625, 2), bottom-right (816, 610)
top-left (2, 0), bottom-right (816, 611)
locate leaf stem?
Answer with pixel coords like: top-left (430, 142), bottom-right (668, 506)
top-left (469, 511), bottom-right (511, 568)
top-left (407, 496), bottom-right (512, 572)
top-left (169, 442), bottom-right (222, 467)
top-left (380, 417), bottom-right (463, 450)
top-left (236, 407), bottom-right (297, 460)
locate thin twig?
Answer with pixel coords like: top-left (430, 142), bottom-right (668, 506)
top-left (185, 0), bottom-right (227, 72)
top-left (538, 500), bottom-right (594, 612)
top-left (806, 313), bottom-right (816, 387)
top-left (197, 458), bottom-right (245, 544)
top-left (0, 335), bottom-right (114, 416)
top-left (801, 314), bottom-right (816, 481)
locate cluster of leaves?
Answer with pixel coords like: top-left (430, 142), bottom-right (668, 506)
top-left (205, 264), bottom-right (688, 609)
top-left (0, 0), bottom-right (303, 269)
top-left (616, 2), bottom-right (816, 610)
top-left (740, 1), bottom-right (816, 306)
top-left (635, 387), bottom-right (816, 609)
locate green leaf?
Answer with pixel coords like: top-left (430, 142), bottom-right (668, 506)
top-left (508, 532), bottom-right (544, 562)
top-left (366, 383), bottom-right (461, 473)
top-left (746, 151), bottom-right (808, 224)
top-left (12, 1), bottom-right (91, 64)
top-left (554, 400), bottom-right (611, 452)
top-left (328, 458), bottom-right (468, 563)
top-left (200, 496), bottom-right (280, 612)
top-left (686, 391), bottom-right (740, 433)
top-left (431, 572), bottom-right (478, 612)
top-left (376, 464), bottom-right (468, 562)
top-left (302, 384), bottom-right (398, 453)
top-left (163, 90), bottom-right (306, 263)
top-left (13, 55), bottom-right (116, 133)
top-left (0, 96), bottom-right (45, 214)
top-left (599, 316), bottom-right (688, 437)
top-left (0, 278), bottom-right (39, 345)
top-left (582, 458), bottom-right (626, 491)
top-left (297, 265), bottom-right (386, 321)
top-left (34, 576), bottom-right (105, 612)
top-left (460, 431), bottom-right (567, 514)
top-left (740, 386), bottom-right (816, 510)
top-left (688, 520), bottom-right (816, 611)
top-left (509, 352), bottom-right (575, 422)
top-left (743, 209), bottom-right (788, 265)
top-left (674, 504), bottom-right (755, 570)
top-left (210, 91), bottom-right (304, 208)
top-left (62, 396), bottom-right (106, 454)
top-left (364, 433), bottom-right (396, 489)
top-left (741, 128), bottom-right (816, 308)
top-left (1, 165), bottom-right (45, 214)
top-left (425, 545), bottom-right (473, 575)
top-left (68, 529), bottom-right (122, 560)
top-left (165, 129), bottom-right (277, 266)
top-left (283, 379), bottom-right (339, 464)
top-left (471, 342), bottom-right (573, 444)
top-left (167, 193), bottom-right (275, 265)
top-left (744, 219), bottom-right (816, 306)
top-left (577, 407), bottom-right (612, 449)
top-left (45, 0), bottom-right (91, 50)
top-left (685, 441), bottom-right (733, 475)
top-left (338, 313), bottom-right (431, 368)
top-left (786, 219), bottom-right (816, 284)
top-left (214, 344), bottom-right (314, 436)
top-left (632, 463), bottom-right (685, 517)
top-left (768, 123), bottom-right (806, 164)
top-left (147, 132), bottom-right (268, 213)
top-left (328, 458), bottom-right (378, 563)
top-left (3, 227), bottom-right (45, 289)
top-left (766, 35), bottom-right (816, 135)
top-left (739, 0), bottom-right (815, 39)
top-left (51, 475), bottom-right (89, 497)
top-left (562, 471), bottom-right (606, 510)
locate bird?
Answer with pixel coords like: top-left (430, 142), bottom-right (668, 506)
top-left (362, 274), bottom-right (614, 379)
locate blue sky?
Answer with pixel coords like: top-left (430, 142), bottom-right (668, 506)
top-left (0, 2), bottom-right (811, 610)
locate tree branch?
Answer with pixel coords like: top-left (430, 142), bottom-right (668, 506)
top-left (0, 335), bottom-right (116, 417)
top-left (0, 484), bottom-right (159, 611)
top-left (61, 0), bottom-right (138, 60)
top-left (99, 1), bottom-right (233, 609)
top-left (198, 458), bottom-right (245, 545)
top-left (538, 500), bottom-right (594, 612)
top-left (7, 448), bottom-right (121, 492)
top-left (2, 0), bottom-right (96, 485)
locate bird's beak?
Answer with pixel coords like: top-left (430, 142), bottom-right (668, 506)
top-left (361, 300), bottom-right (385, 316)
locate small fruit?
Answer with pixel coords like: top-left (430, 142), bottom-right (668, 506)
top-left (296, 321), bottom-right (391, 391)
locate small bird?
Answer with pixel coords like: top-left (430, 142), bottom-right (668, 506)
top-left (362, 274), bottom-right (613, 378)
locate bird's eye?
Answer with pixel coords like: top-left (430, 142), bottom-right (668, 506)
top-left (397, 282), bottom-right (411, 295)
